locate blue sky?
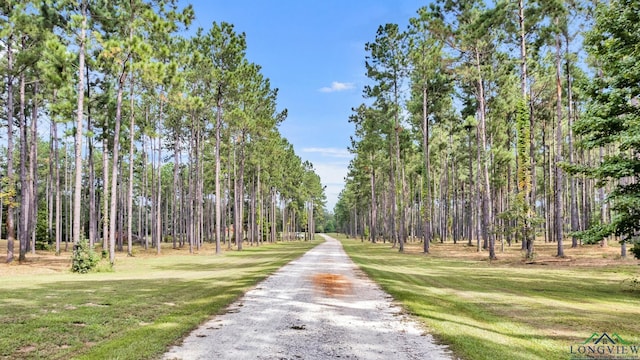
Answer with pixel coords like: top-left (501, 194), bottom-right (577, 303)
top-left (187, 1), bottom-right (424, 210)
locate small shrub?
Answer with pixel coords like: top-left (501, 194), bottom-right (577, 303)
top-left (35, 208), bottom-right (52, 250)
top-left (71, 239), bottom-right (100, 273)
top-left (35, 240), bottom-right (52, 251)
top-left (94, 258), bottom-right (114, 273)
top-left (631, 242), bottom-right (640, 260)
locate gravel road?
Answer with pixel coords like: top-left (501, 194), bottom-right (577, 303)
top-left (162, 234), bottom-right (453, 360)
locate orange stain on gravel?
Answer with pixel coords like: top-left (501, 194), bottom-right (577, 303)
top-left (311, 273), bottom-right (352, 297)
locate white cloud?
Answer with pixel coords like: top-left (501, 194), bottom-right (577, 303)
top-left (319, 81), bottom-right (355, 93)
top-left (302, 147), bottom-right (352, 158)
top-left (314, 162), bottom-right (349, 186)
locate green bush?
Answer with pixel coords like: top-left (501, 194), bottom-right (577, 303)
top-left (35, 240), bottom-right (52, 251)
top-left (631, 242), bottom-right (640, 260)
top-left (35, 208), bottom-right (52, 250)
top-left (71, 239), bottom-right (100, 273)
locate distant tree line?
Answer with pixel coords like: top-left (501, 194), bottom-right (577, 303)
top-left (0, 0), bottom-right (326, 265)
top-left (336, 0), bottom-right (640, 259)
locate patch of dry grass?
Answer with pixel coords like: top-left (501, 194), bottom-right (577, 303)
top-left (385, 236), bottom-right (635, 266)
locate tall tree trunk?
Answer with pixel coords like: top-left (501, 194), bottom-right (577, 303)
top-left (5, 33), bottom-right (15, 263)
top-left (194, 120), bottom-right (202, 250)
top-left (19, 70), bottom-right (29, 262)
top-left (214, 95), bottom-right (222, 254)
top-left (256, 166), bottom-right (262, 244)
top-left (388, 139), bottom-right (397, 248)
top-left (519, 0), bottom-right (528, 98)
top-left (73, 0), bottom-right (87, 246)
top-left (187, 131), bottom-right (194, 253)
top-left (172, 135), bottom-right (180, 249)
top-left (552, 119), bottom-right (557, 244)
top-left (475, 47), bottom-right (495, 259)
top-left (65, 143), bottom-right (71, 250)
top-left (198, 125), bottom-right (204, 249)
top-left (238, 137), bottom-right (245, 249)
top-left (422, 85), bottom-right (432, 252)
top-left (29, 82), bottom-right (39, 255)
top-left (151, 131), bottom-right (157, 249)
top-left (599, 147), bottom-right (607, 247)
top-left (475, 132), bottom-right (482, 253)
top-left (443, 139), bottom-right (451, 243)
top-left (370, 153), bottom-right (377, 243)
top-left (250, 174), bottom-right (256, 245)
top-left (519, 0), bottom-right (535, 255)
top-left (142, 134), bottom-right (148, 249)
top-left (53, 103), bottom-right (61, 255)
top-left (310, 200), bottom-right (314, 240)
top-left (542, 124), bottom-right (550, 247)
top-left (233, 141), bottom-right (240, 249)
top-left (529, 98), bottom-right (537, 244)
top-left (227, 149), bottom-right (233, 249)
top-left (117, 163), bottom-right (124, 252)
top-left (179, 163), bottom-right (184, 249)
top-left (127, 68), bottom-right (135, 256)
top-left (452, 151), bottom-right (459, 244)
top-left (566, 36), bottom-right (579, 248)
top-left (156, 115), bottom-right (163, 255)
top-left (48, 114), bottom-right (54, 246)
top-left (103, 138), bottom-right (109, 251)
top-left (554, 28), bottom-right (565, 257)
top-left (271, 188), bottom-right (276, 243)
top-left (108, 70), bottom-right (127, 265)
top-left (87, 63), bottom-right (97, 249)
top-left (282, 197), bottom-right (286, 241)
top-left (467, 130), bottom-right (474, 246)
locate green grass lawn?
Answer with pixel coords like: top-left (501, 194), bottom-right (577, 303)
top-left (0, 240), bottom-right (319, 360)
top-left (335, 234), bottom-right (640, 360)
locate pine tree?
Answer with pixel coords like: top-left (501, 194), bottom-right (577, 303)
top-left (571, 0), bottom-right (640, 253)
top-left (364, 23), bottom-right (408, 252)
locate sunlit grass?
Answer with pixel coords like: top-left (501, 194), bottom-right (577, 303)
top-left (335, 234), bottom-right (640, 360)
top-left (0, 240), bottom-right (320, 360)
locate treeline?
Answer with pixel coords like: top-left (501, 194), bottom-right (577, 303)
top-left (335, 0), bottom-right (640, 259)
top-left (0, 0), bottom-right (326, 265)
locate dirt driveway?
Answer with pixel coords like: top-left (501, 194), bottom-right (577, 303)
top-left (163, 234), bottom-right (453, 360)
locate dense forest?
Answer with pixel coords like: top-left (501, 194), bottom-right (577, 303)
top-left (335, 0), bottom-right (640, 259)
top-left (0, 0), bottom-right (327, 265)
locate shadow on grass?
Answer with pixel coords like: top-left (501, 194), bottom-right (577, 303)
top-left (0, 240), bottom-right (321, 360)
top-left (338, 237), bottom-right (640, 360)
top-left (0, 276), bottom-right (258, 359)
